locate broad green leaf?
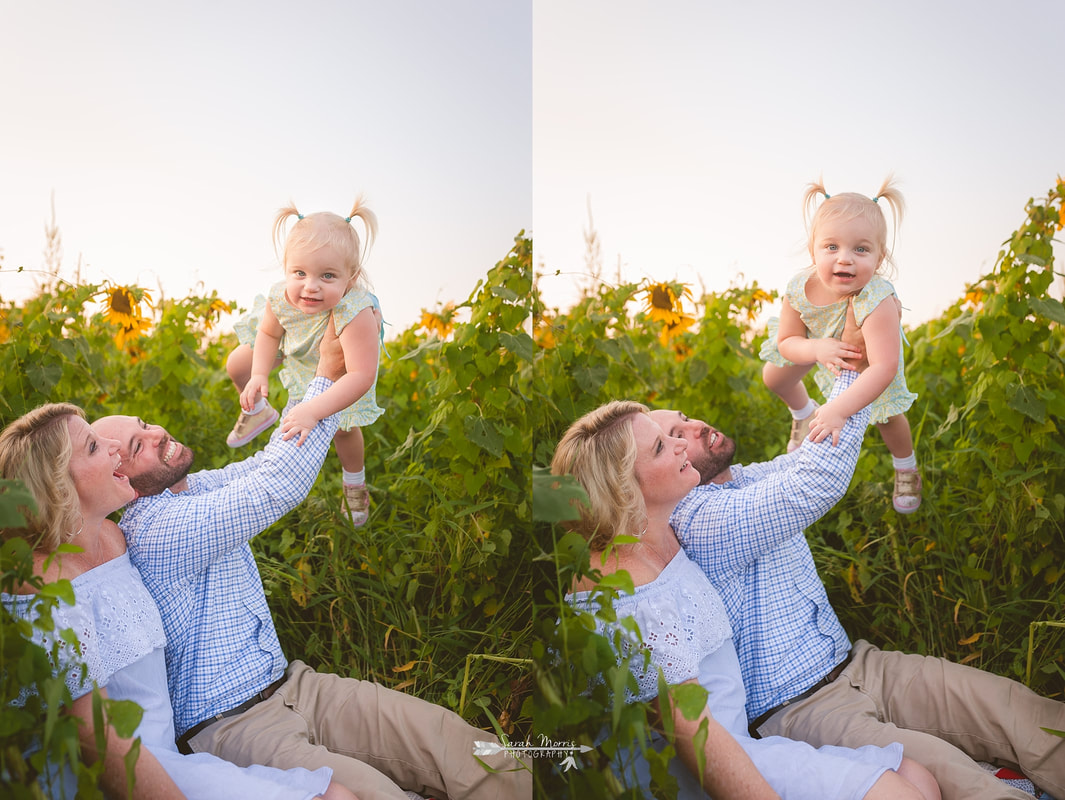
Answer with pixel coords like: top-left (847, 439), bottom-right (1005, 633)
top-left (532, 468), bottom-right (589, 523)
top-left (1029, 296), bottom-right (1065, 325)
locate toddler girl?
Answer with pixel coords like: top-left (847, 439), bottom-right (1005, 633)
top-left (226, 201), bottom-right (385, 526)
top-left (759, 177), bottom-right (921, 513)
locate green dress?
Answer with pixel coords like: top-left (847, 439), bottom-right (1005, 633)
top-left (235, 281), bottom-right (385, 430)
top-left (759, 272), bottom-right (916, 424)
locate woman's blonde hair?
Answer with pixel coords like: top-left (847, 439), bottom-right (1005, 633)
top-left (803, 175), bottom-right (905, 278)
top-left (550, 400), bottom-right (649, 551)
top-left (273, 197), bottom-right (378, 290)
top-left (0, 403), bottom-right (85, 553)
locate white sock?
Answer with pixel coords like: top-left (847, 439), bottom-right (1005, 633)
top-left (790, 399), bottom-right (817, 420)
top-left (343, 468), bottom-right (365, 486)
top-left (893, 454), bottom-right (917, 471)
top-left (250, 396), bottom-right (267, 414)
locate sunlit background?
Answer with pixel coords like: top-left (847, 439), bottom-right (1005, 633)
top-left (533, 0), bottom-right (1065, 328)
top-left (0, 0), bottom-right (531, 333)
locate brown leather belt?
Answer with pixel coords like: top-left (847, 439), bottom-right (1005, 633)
top-left (176, 675), bottom-right (287, 754)
top-left (748, 654), bottom-right (852, 738)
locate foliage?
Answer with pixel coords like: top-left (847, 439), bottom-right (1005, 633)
top-left (251, 234), bottom-right (534, 739)
top-left (0, 483), bottom-right (142, 798)
top-left (0, 234), bottom-right (535, 790)
top-left (531, 180), bottom-right (1065, 797)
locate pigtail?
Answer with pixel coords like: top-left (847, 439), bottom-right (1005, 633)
top-left (802, 178), bottom-right (829, 234)
top-left (345, 197), bottom-right (379, 266)
top-left (872, 174), bottom-right (905, 276)
top-left (872, 173), bottom-right (905, 232)
top-left (272, 204), bottom-right (302, 262)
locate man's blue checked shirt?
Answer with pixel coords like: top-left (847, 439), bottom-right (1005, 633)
top-left (118, 378), bottom-right (339, 736)
top-left (670, 371), bottom-right (872, 721)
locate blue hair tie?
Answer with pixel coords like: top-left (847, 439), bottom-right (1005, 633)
top-left (297, 213), bottom-right (304, 220)
top-left (823, 192), bottom-right (831, 199)
top-left (872, 197), bottom-right (880, 204)
top-left (345, 216), bottom-right (353, 223)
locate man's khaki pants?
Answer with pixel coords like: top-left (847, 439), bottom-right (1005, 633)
top-left (754, 640), bottom-right (1065, 800)
top-left (185, 660), bottom-right (531, 800)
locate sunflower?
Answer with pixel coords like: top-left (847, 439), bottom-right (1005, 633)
top-left (202, 298), bottom-right (233, 331)
top-left (658, 311), bottom-right (696, 346)
top-left (642, 281), bottom-right (690, 326)
top-left (101, 284), bottom-right (154, 348)
top-left (102, 285), bottom-right (152, 327)
top-left (534, 313), bottom-right (557, 350)
top-left (420, 302), bottom-right (456, 338)
top-left (963, 287), bottom-right (986, 310)
top-left (745, 288), bottom-right (774, 321)
top-left (1056, 177), bottom-right (1064, 230)
top-left (642, 280), bottom-right (696, 345)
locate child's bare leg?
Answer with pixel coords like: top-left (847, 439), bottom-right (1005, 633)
top-left (333, 427), bottom-right (365, 473)
top-left (878, 414), bottom-right (922, 513)
top-left (764, 363), bottom-right (819, 452)
top-left (226, 345), bottom-right (282, 393)
top-left (226, 344), bottom-right (255, 392)
top-left (762, 362), bottom-right (814, 410)
top-left (335, 427), bottom-right (369, 526)
top-left (225, 346), bottom-right (284, 448)
top-left (875, 414), bottom-right (914, 459)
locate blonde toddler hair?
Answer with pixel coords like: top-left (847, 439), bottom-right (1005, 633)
top-left (0, 403), bottom-right (85, 553)
top-left (273, 198), bottom-right (378, 290)
top-left (803, 175), bottom-right (905, 279)
top-left (550, 400), bottom-right (650, 552)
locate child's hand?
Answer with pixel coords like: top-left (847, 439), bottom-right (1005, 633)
top-left (808, 402), bottom-right (846, 447)
top-left (812, 338), bottom-right (862, 377)
top-left (240, 375), bottom-right (270, 411)
top-left (280, 402), bottom-right (318, 446)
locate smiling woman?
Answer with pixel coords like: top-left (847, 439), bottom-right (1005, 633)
top-left (549, 400), bottom-right (938, 800)
top-left (0, 403), bottom-right (348, 799)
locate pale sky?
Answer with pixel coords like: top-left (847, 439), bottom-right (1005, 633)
top-left (0, 0), bottom-right (531, 334)
top-left (533, 0), bottom-right (1065, 328)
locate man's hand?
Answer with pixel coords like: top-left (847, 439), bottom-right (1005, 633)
top-left (840, 294), bottom-right (903, 372)
top-left (840, 299), bottom-right (869, 372)
top-left (315, 316), bottom-right (346, 382)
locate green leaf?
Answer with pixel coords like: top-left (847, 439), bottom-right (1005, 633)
top-left (669, 682), bottom-right (709, 721)
top-left (462, 415), bottom-right (504, 457)
top-left (0, 480), bottom-right (37, 528)
top-left (687, 357), bottom-right (709, 385)
top-left (498, 331), bottom-right (533, 362)
top-left (26, 363), bottom-right (62, 394)
top-left (39, 580), bottom-right (76, 606)
top-left (573, 364), bottom-right (608, 394)
top-left (1006, 384), bottom-right (1046, 424)
top-left (532, 467), bottom-right (589, 523)
top-left (1029, 297), bottom-right (1065, 325)
top-left (106, 699), bottom-right (145, 739)
top-left (596, 570), bottom-right (636, 595)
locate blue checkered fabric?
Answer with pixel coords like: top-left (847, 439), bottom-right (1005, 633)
top-left (119, 377), bottom-right (339, 736)
top-left (671, 371), bottom-right (871, 721)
